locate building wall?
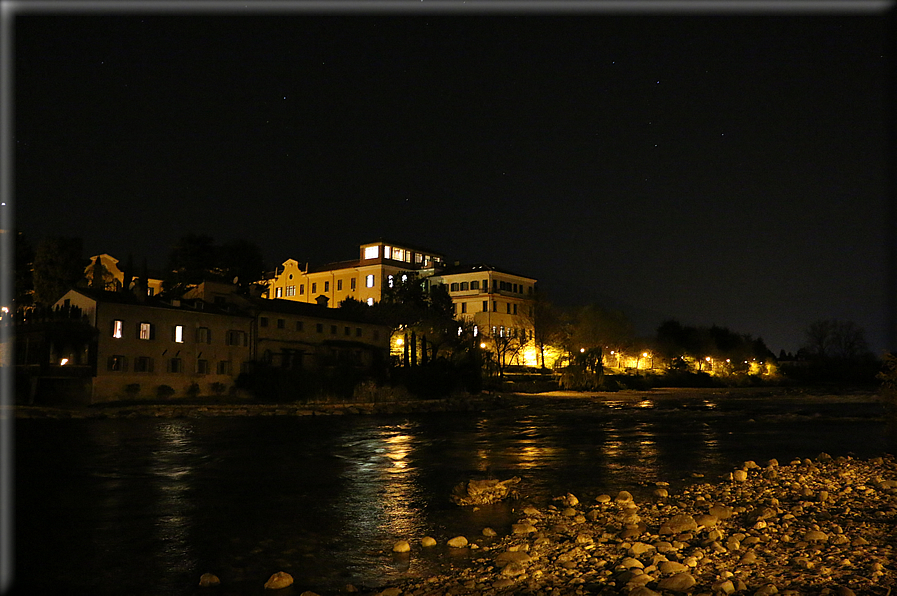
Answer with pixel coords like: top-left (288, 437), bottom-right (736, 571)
top-left (84, 254), bottom-right (165, 296)
top-left (85, 298), bottom-right (252, 402)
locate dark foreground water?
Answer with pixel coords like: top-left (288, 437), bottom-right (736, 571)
top-left (13, 390), bottom-right (896, 595)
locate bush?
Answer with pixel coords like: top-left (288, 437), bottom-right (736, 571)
top-left (209, 382), bottom-right (226, 396)
top-left (156, 384), bottom-right (175, 399)
top-left (185, 383), bottom-right (201, 399)
top-left (124, 383), bottom-right (141, 397)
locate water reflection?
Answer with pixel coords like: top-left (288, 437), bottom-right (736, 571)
top-left (150, 421), bottom-right (198, 584)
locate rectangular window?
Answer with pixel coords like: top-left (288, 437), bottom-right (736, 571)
top-left (111, 319), bottom-right (123, 338)
top-left (169, 358), bottom-right (183, 373)
top-left (364, 246), bottom-right (379, 259)
top-left (134, 356), bottom-right (154, 373)
top-left (288, 285), bottom-right (296, 297)
top-left (197, 359), bottom-right (209, 375)
top-left (299, 284), bottom-right (305, 295)
top-left (356, 327), bottom-right (363, 337)
top-left (513, 304), bottom-right (518, 315)
top-left (324, 281), bottom-right (330, 292)
top-left (513, 283), bottom-right (518, 293)
top-left (196, 327), bottom-right (211, 344)
top-left (330, 325), bottom-right (337, 335)
top-left (493, 301), bottom-right (498, 312)
top-left (277, 318), bottom-right (285, 329)
top-left (470, 280), bottom-right (479, 291)
top-left (483, 300), bottom-right (489, 312)
top-left (482, 279), bottom-right (489, 291)
top-left (174, 325), bottom-right (184, 343)
top-left (350, 277), bottom-right (356, 290)
top-left (276, 287), bottom-right (283, 298)
top-left (107, 355), bottom-right (127, 371)
top-left (227, 330), bottom-right (247, 346)
top-left (316, 323), bottom-right (324, 333)
top-left (312, 282), bottom-right (317, 293)
top-left (450, 283), bottom-right (459, 292)
top-left (383, 246), bottom-right (392, 259)
top-left (260, 317), bottom-right (269, 327)
top-left (138, 322), bottom-right (154, 340)
top-left (393, 247), bottom-right (405, 261)
top-left (337, 279), bottom-right (343, 291)
top-left (217, 360), bottom-right (232, 375)
top-left (507, 303), bottom-right (511, 314)
top-left (296, 321), bottom-right (304, 332)
top-left (366, 274), bottom-right (375, 288)
top-left (461, 302), bottom-right (467, 314)
top-left (344, 326), bottom-right (351, 336)
top-left (460, 281), bottom-right (469, 291)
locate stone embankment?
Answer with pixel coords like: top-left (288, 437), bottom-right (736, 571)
top-left (12, 394), bottom-right (510, 419)
top-left (360, 454), bottom-right (895, 596)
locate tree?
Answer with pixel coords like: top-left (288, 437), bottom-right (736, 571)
top-left (219, 238), bottom-right (266, 289)
top-left (165, 234), bottom-right (267, 293)
top-left (803, 319), bottom-right (870, 361)
top-left (32, 236), bottom-right (86, 306)
top-left (569, 304), bottom-right (634, 353)
top-left (523, 290), bottom-right (564, 369)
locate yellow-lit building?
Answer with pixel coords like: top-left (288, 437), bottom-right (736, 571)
top-left (267, 241), bottom-right (539, 367)
top-left (84, 254), bottom-right (165, 297)
top-left (266, 240), bottom-right (447, 308)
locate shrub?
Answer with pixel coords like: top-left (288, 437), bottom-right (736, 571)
top-left (209, 382), bottom-right (226, 396)
top-left (124, 383), bottom-right (141, 397)
top-left (185, 383), bottom-right (201, 399)
top-left (156, 384), bottom-right (175, 399)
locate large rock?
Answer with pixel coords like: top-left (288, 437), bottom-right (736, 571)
top-left (450, 477), bottom-right (521, 506)
top-left (660, 514), bottom-right (698, 535)
top-left (264, 572), bottom-right (294, 590)
top-left (657, 572), bottom-right (696, 592)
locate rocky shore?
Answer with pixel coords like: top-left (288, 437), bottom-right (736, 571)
top-left (344, 453), bottom-right (896, 596)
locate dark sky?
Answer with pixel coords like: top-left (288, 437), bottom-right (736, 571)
top-left (12, 3), bottom-right (894, 355)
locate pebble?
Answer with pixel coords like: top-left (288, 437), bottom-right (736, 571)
top-left (369, 455), bottom-right (896, 596)
top-left (420, 536), bottom-right (437, 547)
top-left (446, 536), bottom-right (468, 548)
top-left (198, 573), bottom-right (220, 587)
top-left (392, 540), bottom-right (411, 553)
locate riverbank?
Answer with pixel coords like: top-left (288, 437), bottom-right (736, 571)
top-left (344, 453), bottom-right (897, 596)
top-left (8, 386), bottom-right (886, 419)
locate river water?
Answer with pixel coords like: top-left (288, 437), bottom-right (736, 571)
top-left (13, 389), bottom-right (896, 595)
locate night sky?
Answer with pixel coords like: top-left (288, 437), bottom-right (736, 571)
top-left (11, 3), bottom-right (894, 355)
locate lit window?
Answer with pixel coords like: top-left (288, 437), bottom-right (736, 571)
top-left (111, 319), bottom-right (123, 338)
top-left (401, 274), bottom-right (408, 283)
top-left (473, 325), bottom-right (478, 337)
top-left (139, 322), bottom-right (153, 340)
top-left (366, 298), bottom-right (374, 306)
top-left (276, 287), bottom-right (283, 298)
top-left (393, 247), bottom-right (405, 261)
top-left (366, 275), bottom-right (375, 288)
top-left (388, 275), bottom-right (394, 288)
top-left (174, 325), bottom-right (184, 343)
top-left (364, 246), bottom-right (379, 259)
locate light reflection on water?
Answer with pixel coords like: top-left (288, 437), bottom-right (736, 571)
top-left (15, 394), bottom-right (893, 596)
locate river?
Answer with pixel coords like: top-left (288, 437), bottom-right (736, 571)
top-left (13, 389), bottom-right (895, 595)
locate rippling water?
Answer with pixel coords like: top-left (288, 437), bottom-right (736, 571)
top-left (14, 390), bottom-right (895, 595)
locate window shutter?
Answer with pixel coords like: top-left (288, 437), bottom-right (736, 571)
top-left (148, 358), bottom-right (154, 373)
top-left (149, 324), bottom-right (155, 340)
top-left (123, 357), bottom-right (128, 372)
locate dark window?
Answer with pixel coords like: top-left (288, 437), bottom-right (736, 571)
top-left (312, 282), bottom-right (317, 293)
top-left (324, 281), bottom-right (330, 292)
top-left (350, 277), bottom-right (356, 290)
top-left (134, 356), bottom-right (154, 373)
top-left (337, 279), bottom-right (343, 291)
top-left (356, 327), bottom-right (362, 337)
top-left (507, 303), bottom-right (511, 314)
top-left (483, 300), bottom-right (489, 312)
top-left (296, 321), bottom-right (304, 332)
top-left (316, 323), bottom-right (324, 333)
top-left (460, 281), bottom-right (469, 291)
top-left (217, 360), bottom-right (232, 375)
top-left (197, 359), bottom-right (209, 375)
top-left (493, 301), bottom-right (498, 312)
top-left (260, 317), bottom-right (269, 327)
top-left (450, 283), bottom-right (459, 292)
top-left (196, 327), bottom-right (211, 343)
top-left (299, 284), bottom-right (305, 295)
top-left (107, 355), bottom-right (127, 371)
top-left (330, 325), bottom-right (337, 335)
top-left (513, 303), bottom-right (518, 315)
top-left (470, 280), bottom-right (479, 291)
top-left (461, 302), bottom-right (467, 314)
top-left (344, 326), bottom-right (351, 336)
top-left (227, 330), bottom-right (247, 346)
top-left (169, 358), bottom-right (183, 373)
top-left (277, 319), bottom-right (285, 329)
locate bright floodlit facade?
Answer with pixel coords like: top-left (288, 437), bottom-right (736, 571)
top-left (266, 241), bottom-right (541, 366)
